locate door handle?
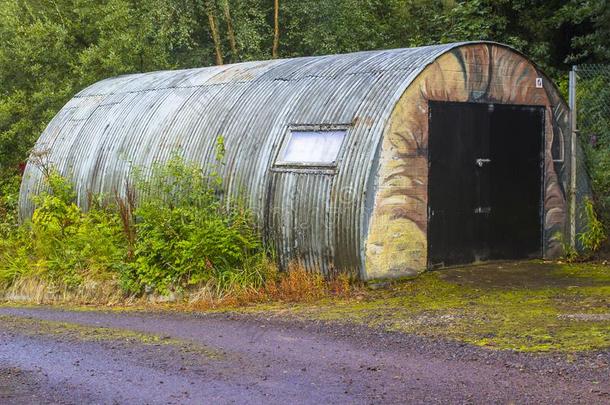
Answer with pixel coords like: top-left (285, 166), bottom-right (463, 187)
top-left (476, 158), bottom-right (491, 167)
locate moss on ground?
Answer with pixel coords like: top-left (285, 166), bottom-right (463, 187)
top-left (0, 315), bottom-right (224, 359)
top-left (245, 261), bottom-right (610, 353)
top-left (1, 261), bottom-right (608, 353)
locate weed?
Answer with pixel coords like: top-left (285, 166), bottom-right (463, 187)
top-left (578, 198), bottom-right (607, 255)
top-left (124, 154), bottom-right (270, 295)
top-left (270, 263), bottom-right (326, 302)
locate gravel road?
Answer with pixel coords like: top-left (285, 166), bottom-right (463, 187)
top-left (0, 306), bottom-right (608, 404)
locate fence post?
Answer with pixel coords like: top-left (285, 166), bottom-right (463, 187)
top-left (568, 66), bottom-right (578, 249)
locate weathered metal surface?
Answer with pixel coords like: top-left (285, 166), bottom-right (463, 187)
top-left (20, 43), bottom-right (464, 277)
top-left (19, 41), bottom-right (582, 279)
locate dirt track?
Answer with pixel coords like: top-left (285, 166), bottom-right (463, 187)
top-left (0, 306), bottom-right (608, 404)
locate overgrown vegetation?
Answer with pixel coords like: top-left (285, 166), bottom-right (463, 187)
top-left (578, 198), bottom-right (607, 255)
top-left (0, 154), bottom-right (275, 302)
top-left (0, 170), bottom-right (122, 298)
top-left (576, 68), bottom-right (610, 250)
top-left (561, 197), bottom-right (608, 261)
top-left (0, 153), bottom-right (355, 304)
top-left (123, 150), bottom-right (272, 296)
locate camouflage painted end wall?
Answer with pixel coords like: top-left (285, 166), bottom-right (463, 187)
top-left (365, 44), bottom-right (570, 279)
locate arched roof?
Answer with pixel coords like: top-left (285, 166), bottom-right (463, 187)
top-left (21, 42), bottom-right (475, 214)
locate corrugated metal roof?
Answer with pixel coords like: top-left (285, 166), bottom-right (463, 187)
top-left (19, 41), bottom-right (490, 276)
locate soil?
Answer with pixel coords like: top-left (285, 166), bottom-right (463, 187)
top-left (0, 367), bottom-right (73, 405)
top-left (0, 306), bottom-right (608, 404)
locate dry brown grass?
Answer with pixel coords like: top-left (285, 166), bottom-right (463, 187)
top-left (1, 261), bottom-right (361, 310)
top-left (267, 263), bottom-right (326, 302)
top-left (183, 263), bottom-right (359, 310)
top-left (2, 276), bottom-right (129, 306)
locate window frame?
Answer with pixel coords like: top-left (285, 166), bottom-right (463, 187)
top-left (551, 127), bottom-right (565, 163)
top-left (273, 124), bottom-right (350, 172)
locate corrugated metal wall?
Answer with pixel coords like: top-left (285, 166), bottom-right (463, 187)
top-left (20, 42), bottom-right (478, 277)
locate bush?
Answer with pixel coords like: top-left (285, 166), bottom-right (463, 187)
top-left (0, 154), bottom-right (274, 300)
top-left (0, 171), bottom-right (127, 294)
top-left (578, 198), bottom-right (607, 255)
top-left (576, 72), bottom-right (610, 252)
top-left (0, 171), bottom-right (21, 237)
top-left (586, 149), bottom-right (610, 236)
top-left (123, 154), bottom-right (269, 295)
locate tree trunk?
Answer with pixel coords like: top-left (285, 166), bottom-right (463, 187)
top-left (272, 0), bottom-right (280, 58)
top-left (222, 0), bottom-right (238, 60)
top-left (206, 1), bottom-right (224, 65)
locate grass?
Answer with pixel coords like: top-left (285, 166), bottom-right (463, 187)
top-left (236, 261), bottom-right (610, 353)
top-left (0, 314), bottom-right (225, 359)
top-left (1, 260), bottom-right (608, 353)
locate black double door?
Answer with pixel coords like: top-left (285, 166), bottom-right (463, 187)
top-left (428, 101), bottom-right (544, 267)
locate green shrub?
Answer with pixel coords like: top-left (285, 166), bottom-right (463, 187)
top-left (0, 171), bottom-right (128, 292)
top-left (124, 154), bottom-right (268, 295)
top-left (0, 171), bottom-right (21, 237)
top-left (587, 149), bottom-right (610, 235)
top-left (578, 198), bottom-right (607, 254)
top-left (0, 151), bottom-right (272, 300)
top-left (0, 170), bottom-right (27, 290)
top-left (576, 72), bottom-right (610, 251)
top-left (0, 227), bottom-right (31, 290)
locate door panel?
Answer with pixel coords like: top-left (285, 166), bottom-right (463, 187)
top-left (489, 105), bottom-right (543, 259)
top-left (428, 102), bottom-right (543, 267)
top-left (428, 102), bottom-right (487, 266)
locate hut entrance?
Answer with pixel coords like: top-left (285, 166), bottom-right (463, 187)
top-left (427, 101), bottom-right (544, 267)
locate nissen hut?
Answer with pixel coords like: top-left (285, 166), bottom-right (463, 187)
top-left (19, 41), bottom-right (590, 280)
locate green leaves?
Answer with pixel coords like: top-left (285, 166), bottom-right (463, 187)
top-left (128, 154), bottom-right (266, 295)
top-left (578, 198), bottom-right (606, 254)
top-left (0, 156), bottom-right (269, 297)
top-left (0, 171), bottom-right (127, 291)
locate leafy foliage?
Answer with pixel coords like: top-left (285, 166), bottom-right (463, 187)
top-left (578, 198), bottom-right (607, 254)
top-left (0, 156), bottom-right (271, 299)
top-left (575, 66), bottom-right (610, 244)
top-left (0, 171), bottom-right (127, 291)
top-left (0, 174), bottom-right (21, 237)
top-left (124, 154), bottom-right (267, 295)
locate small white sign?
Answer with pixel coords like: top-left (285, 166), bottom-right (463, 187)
top-left (535, 78), bottom-right (543, 88)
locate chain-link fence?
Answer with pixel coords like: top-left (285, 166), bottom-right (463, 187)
top-left (574, 65), bottom-right (610, 146)
top-left (571, 64), bottom-right (610, 242)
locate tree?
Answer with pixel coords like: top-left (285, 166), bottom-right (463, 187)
top-left (206, 1), bottom-right (224, 65)
top-left (272, 0), bottom-right (280, 58)
top-left (222, 0), bottom-right (238, 61)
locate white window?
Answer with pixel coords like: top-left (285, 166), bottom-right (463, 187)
top-left (277, 130), bottom-right (346, 166)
